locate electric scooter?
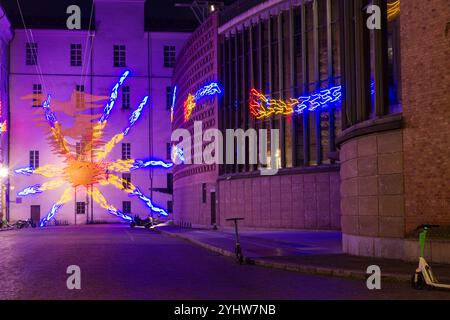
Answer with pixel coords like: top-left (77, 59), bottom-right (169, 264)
top-left (226, 217), bottom-right (245, 265)
top-left (411, 224), bottom-right (450, 290)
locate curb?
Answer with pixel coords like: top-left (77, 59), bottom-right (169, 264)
top-left (154, 228), bottom-right (411, 283)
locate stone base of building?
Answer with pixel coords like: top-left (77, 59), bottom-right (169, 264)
top-left (343, 234), bottom-right (450, 264)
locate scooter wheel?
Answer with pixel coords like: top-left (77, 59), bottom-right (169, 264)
top-left (130, 222), bottom-right (136, 228)
top-left (411, 272), bottom-right (425, 290)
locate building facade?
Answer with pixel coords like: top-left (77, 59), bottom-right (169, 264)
top-left (172, 14), bottom-right (220, 227)
top-left (0, 4), bottom-right (12, 222)
top-left (172, 0), bottom-right (450, 263)
top-left (8, 0), bottom-right (190, 224)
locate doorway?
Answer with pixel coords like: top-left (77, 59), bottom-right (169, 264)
top-left (210, 191), bottom-right (216, 226)
top-left (30, 205), bottom-right (40, 223)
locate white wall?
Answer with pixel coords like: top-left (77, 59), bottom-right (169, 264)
top-left (8, 0), bottom-right (190, 224)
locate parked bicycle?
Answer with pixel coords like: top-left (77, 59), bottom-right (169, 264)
top-left (226, 217), bottom-right (245, 265)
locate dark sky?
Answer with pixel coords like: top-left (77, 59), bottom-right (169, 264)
top-left (1, 0), bottom-right (238, 31)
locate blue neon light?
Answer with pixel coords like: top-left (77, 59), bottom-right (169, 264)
top-left (295, 86), bottom-right (342, 115)
top-left (15, 167), bottom-right (34, 176)
top-left (40, 203), bottom-right (63, 227)
top-left (18, 184), bottom-right (42, 196)
top-left (171, 145), bottom-right (185, 164)
top-left (100, 70), bottom-right (130, 123)
top-left (123, 96), bottom-right (149, 136)
top-left (130, 159), bottom-right (174, 171)
top-left (130, 187), bottom-right (168, 216)
top-left (107, 207), bottom-right (133, 222)
top-left (42, 95), bottom-right (57, 128)
top-left (194, 82), bottom-right (221, 102)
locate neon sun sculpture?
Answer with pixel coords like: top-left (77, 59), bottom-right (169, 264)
top-left (15, 71), bottom-right (173, 227)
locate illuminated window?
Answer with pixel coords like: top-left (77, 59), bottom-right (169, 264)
top-left (75, 85), bottom-right (85, 109)
top-left (26, 42), bottom-right (37, 66)
top-left (164, 46), bottom-right (176, 68)
top-left (113, 45), bottom-right (126, 67)
top-left (76, 202), bottom-right (86, 214)
top-left (70, 44), bottom-right (82, 67)
top-left (122, 85), bottom-right (130, 110)
top-left (122, 143), bottom-right (131, 160)
top-left (122, 173), bottom-right (131, 190)
top-left (29, 150), bottom-right (39, 169)
top-left (122, 201), bottom-right (131, 214)
top-left (32, 84), bottom-right (42, 108)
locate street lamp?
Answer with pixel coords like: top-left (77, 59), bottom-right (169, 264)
top-left (0, 166), bottom-right (8, 178)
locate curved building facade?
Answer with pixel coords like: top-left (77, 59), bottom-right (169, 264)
top-left (172, 0), bottom-right (450, 263)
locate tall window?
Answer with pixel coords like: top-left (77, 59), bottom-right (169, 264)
top-left (166, 143), bottom-right (171, 160)
top-left (164, 46), bottom-right (176, 68)
top-left (70, 44), bottom-right (82, 67)
top-left (122, 173), bottom-right (131, 190)
top-left (75, 85), bottom-right (85, 109)
top-left (122, 85), bottom-right (130, 110)
top-left (166, 86), bottom-right (172, 110)
top-left (167, 201), bottom-right (173, 214)
top-left (76, 142), bottom-right (86, 159)
top-left (202, 183), bottom-right (207, 204)
top-left (26, 42), bottom-right (38, 66)
top-left (122, 143), bottom-right (131, 160)
top-left (76, 202), bottom-right (86, 214)
top-left (167, 173), bottom-right (173, 191)
top-left (32, 84), bottom-right (42, 108)
top-left (113, 45), bottom-right (126, 67)
top-left (29, 150), bottom-right (39, 169)
top-left (122, 201), bottom-right (131, 214)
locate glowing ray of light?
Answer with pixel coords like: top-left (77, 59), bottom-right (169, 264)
top-left (18, 184), bottom-right (43, 196)
top-left (15, 165), bottom-right (62, 177)
top-left (97, 96), bottom-right (150, 161)
top-left (249, 86), bottom-right (342, 120)
top-left (194, 82), bottom-right (221, 101)
top-left (130, 187), bottom-right (169, 216)
top-left (15, 167), bottom-right (35, 176)
top-left (184, 82), bottom-right (221, 122)
top-left (40, 187), bottom-right (73, 227)
top-left (0, 121), bottom-right (7, 133)
top-left (40, 95), bottom-right (73, 158)
top-left (124, 96), bottom-right (149, 136)
top-left (105, 174), bottom-right (168, 216)
top-left (387, 0), bottom-right (400, 21)
top-left (171, 144), bottom-right (185, 164)
top-left (41, 179), bottom-right (66, 191)
top-left (170, 86), bottom-right (177, 123)
top-left (99, 70), bottom-right (130, 123)
top-left (130, 159), bottom-right (174, 170)
top-left (88, 186), bottom-right (133, 222)
top-left (108, 159), bottom-right (134, 172)
top-left (183, 94), bottom-right (196, 122)
top-left (96, 133), bottom-right (124, 161)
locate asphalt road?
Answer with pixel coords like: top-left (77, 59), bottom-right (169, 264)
top-left (0, 225), bottom-right (449, 300)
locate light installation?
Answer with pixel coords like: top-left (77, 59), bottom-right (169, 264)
top-left (387, 0), bottom-right (400, 22)
top-left (183, 82), bottom-right (221, 122)
top-left (170, 86), bottom-right (177, 123)
top-left (15, 71), bottom-right (173, 227)
top-left (171, 144), bottom-right (185, 164)
top-left (249, 86), bottom-right (342, 120)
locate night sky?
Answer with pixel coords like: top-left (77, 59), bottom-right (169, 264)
top-left (1, 0), bottom-right (238, 31)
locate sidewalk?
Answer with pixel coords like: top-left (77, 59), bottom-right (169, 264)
top-left (155, 226), bottom-right (450, 283)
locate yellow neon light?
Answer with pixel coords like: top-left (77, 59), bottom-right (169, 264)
top-left (96, 132), bottom-right (125, 161)
top-left (387, 0), bottom-right (400, 22)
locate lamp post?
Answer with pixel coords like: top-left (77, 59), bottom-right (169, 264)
top-left (0, 165), bottom-right (8, 223)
